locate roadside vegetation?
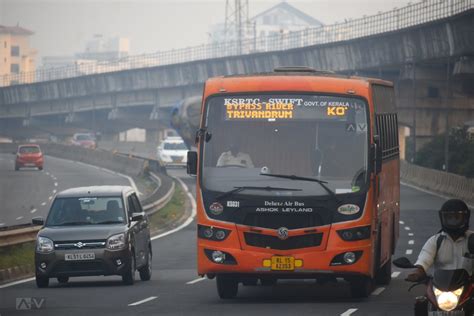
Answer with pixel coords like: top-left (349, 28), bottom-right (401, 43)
top-left (412, 126), bottom-right (474, 178)
top-left (0, 241), bottom-right (34, 270)
top-left (148, 182), bottom-right (187, 234)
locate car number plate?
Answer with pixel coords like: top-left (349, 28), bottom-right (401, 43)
top-left (271, 256), bottom-right (294, 271)
top-left (65, 253), bottom-right (95, 261)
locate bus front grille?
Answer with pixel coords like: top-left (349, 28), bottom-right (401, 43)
top-left (244, 232), bottom-right (323, 250)
top-left (242, 213), bottom-right (324, 230)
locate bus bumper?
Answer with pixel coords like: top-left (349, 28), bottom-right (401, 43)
top-left (197, 243), bottom-right (373, 278)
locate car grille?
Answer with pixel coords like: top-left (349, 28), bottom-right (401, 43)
top-left (54, 240), bottom-right (106, 250)
top-left (242, 213), bottom-right (324, 230)
top-left (53, 260), bottom-right (105, 274)
top-left (244, 232), bottom-right (323, 250)
top-left (170, 156), bottom-right (183, 162)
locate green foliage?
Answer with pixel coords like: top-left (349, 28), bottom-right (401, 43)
top-left (0, 241), bottom-right (35, 270)
top-left (415, 127), bottom-right (474, 178)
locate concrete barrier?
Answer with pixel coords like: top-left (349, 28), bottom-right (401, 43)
top-left (400, 160), bottom-right (474, 206)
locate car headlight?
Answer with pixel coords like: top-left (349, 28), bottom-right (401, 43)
top-left (434, 286), bottom-right (463, 312)
top-left (36, 237), bottom-right (54, 253)
top-left (106, 233), bottom-right (126, 250)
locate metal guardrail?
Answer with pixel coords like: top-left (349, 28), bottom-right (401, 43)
top-left (0, 171), bottom-right (174, 248)
top-left (1, 0), bottom-right (472, 87)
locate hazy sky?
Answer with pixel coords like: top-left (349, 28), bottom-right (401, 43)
top-left (1, 0), bottom-right (414, 62)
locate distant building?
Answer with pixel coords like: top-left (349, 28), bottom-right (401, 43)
top-left (0, 24), bottom-right (36, 85)
top-left (76, 35), bottom-right (129, 61)
top-left (209, 2), bottom-right (324, 52)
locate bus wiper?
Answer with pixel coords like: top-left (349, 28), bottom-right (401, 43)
top-left (216, 186), bottom-right (301, 200)
top-left (259, 173), bottom-right (336, 198)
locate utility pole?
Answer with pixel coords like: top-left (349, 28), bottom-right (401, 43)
top-left (225, 0), bottom-right (249, 55)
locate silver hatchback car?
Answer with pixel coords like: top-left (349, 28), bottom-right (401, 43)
top-left (33, 186), bottom-right (152, 287)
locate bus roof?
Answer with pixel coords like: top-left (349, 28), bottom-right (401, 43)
top-left (203, 69), bottom-right (393, 98)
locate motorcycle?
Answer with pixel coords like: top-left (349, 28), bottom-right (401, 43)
top-left (393, 236), bottom-right (474, 316)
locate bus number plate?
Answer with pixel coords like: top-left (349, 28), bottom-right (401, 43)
top-left (271, 256), bottom-right (294, 271)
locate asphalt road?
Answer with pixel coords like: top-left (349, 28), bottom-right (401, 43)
top-left (0, 153), bottom-right (130, 227)
top-left (1, 168), bottom-right (472, 316)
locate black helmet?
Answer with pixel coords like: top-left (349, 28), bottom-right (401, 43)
top-left (439, 199), bottom-right (470, 236)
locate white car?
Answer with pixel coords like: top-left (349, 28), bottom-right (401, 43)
top-left (157, 137), bottom-right (188, 167)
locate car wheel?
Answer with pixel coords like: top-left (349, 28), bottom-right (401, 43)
top-left (216, 275), bottom-right (238, 299)
top-left (38, 166), bottom-right (43, 171)
top-left (36, 274), bottom-right (49, 288)
top-left (57, 276), bottom-right (69, 284)
top-left (122, 253), bottom-right (136, 285)
top-left (139, 247), bottom-right (152, 281)
top-left (349, 276), bottom-right (374, 298)
top-left (15, 165), bottom-right (19, 171)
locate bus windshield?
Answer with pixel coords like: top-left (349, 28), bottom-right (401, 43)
top-left (201, 94), bottom-right (369, 197)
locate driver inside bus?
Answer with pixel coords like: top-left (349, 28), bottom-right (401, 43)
top-left (217, 142), bottom-right (254, 168)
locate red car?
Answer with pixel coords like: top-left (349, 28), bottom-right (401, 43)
top-left (15, 144), bottom-right (44, 171)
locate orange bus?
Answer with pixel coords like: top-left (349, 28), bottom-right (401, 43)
top-left (187, 67), bottom-right (400, 299)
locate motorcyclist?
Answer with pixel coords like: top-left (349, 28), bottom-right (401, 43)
top-left (406, 199), bottom-right (473, 282)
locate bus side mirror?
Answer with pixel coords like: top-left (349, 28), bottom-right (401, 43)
top-left (187, 151), bottom-right (197, 175)
top-left (373, 135), bottom-right (382, 174)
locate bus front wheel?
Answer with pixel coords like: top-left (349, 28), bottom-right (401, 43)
top-left (216, 275), bottom-right (238, 299)
top-left (348, 276), bottom-right (374, 298)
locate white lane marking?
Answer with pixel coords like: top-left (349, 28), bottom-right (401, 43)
top-left (128, 296), bottom-right (158, 306)
top-left (41, 202), bottom-right (46, 206)
top-left (30, 208), bottom-right (37, 214)
top-left (48, 196), bottom-right (53, 201)
top-left (151, 176), bottom-right (196, 241)
top-left (45, 172), bottom-right (50, 175)
top-left (391, 271), bottom-right (401, 278)
top-left (406, 249), bottom-right (413, 255)
top-left (0, 277), bottom-right (36, 289)
top-left (16, 216), bottom-right (23, 220)
top-left (341, 309), bottom-right (358, 316)
top-left (408, 233), bottom-right (414, 236)
top-left (54, 182), bottom-right (58, 186)
top-left (186, 277), bottom-right (206, 285)
top-left (372, 287), bottom-right (385, 296)
top-left (53, 190), bottom-right (57, 194)
top-left (404, 226), bottom-right (411, 231)
top-left (408, 240), bottom-right (414, 245)
top-left (399, 220), bottom-right (405, 225)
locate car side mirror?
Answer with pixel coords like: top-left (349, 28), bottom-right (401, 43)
top-left (187, 151), bottom-right (197, 175)
top-left (392, 257), bottom-right (416, 269)
top-left (32, 217), bottom-right (44, 226)
top-left (130, 213), bottom-right (144, 222)
top-left (373, 135), bottom-right (382, 174)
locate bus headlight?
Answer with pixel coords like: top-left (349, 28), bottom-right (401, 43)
top-left (198, 225), bottom-right (230, 241)
top-left (337, 225), bottom-right (371, 241)
top-left (434, 286), bottom-right (462, 312)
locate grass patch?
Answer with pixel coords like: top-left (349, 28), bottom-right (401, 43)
top-left (148, 182), bottom-right (186, 234)
top-left (135, 174), bottom-right (158, 197)
top-left (0, 241), bottom-right (35, 270)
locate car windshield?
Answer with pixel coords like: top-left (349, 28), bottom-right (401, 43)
top-left (46, 196), bottom-right (125, 226)
top-left (164, 142), bottom-right (187, 150)
top-left (201, 94), bottom-right (369, 197)
top-left (19, 146), bottom-right (40, 154)
top-left (76, 134), bottom-right (93, 141)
